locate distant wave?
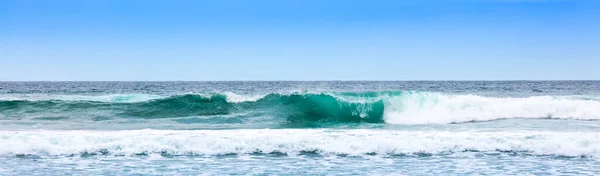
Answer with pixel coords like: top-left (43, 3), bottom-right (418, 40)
top-left (1, 129), bottom-right (599, 157)
top-left (0, 94), bottom-right (165, 103)
top-left (1, 91), bottom-right (600, 124)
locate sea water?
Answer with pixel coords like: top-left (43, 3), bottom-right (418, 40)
top-left (1, 81), bottom-right (599, 175)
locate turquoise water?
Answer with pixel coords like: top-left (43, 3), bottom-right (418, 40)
top-left (1, 81), bottom-right (600, 175)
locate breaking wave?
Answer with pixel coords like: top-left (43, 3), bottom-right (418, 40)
top-left (1, 91), bottom-right (600, 125)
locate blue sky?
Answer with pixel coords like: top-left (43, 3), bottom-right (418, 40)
top-left (1, 0), bottom-right (598, 81)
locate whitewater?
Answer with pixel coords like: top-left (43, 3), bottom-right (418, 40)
top-left (2, 129), bottom-right (599, 157)
top-left (1, 81), bottom-right (600, 175)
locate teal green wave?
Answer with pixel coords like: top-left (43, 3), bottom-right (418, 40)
top-left (0, 92), bottom-right (389, 124)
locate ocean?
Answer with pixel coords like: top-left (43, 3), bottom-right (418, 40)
top-left (0, 81), bottom-right (599, 175)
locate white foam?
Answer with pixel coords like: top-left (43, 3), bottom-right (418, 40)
top-left (0, 129), bottom-right (598, 157)
top-left (221, 92), bottom-right (268, 103)
top-left (383, 93), bottom-right (600, 124)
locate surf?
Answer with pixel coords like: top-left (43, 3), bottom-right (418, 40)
top-left (1, 91), bottom-right (600, 125)
top-left (1, 129), bottom-right (599, 158)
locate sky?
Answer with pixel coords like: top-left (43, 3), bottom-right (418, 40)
top-left (1, 0), bottom-right (599, 81)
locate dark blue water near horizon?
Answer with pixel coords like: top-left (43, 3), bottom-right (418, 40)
top-left (2, 81), bottom-right (600, 96)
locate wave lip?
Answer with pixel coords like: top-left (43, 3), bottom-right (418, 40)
top-left (1, 129), bottom-right (599, 158)
top-left (0, 91), bottom-right (395, 103)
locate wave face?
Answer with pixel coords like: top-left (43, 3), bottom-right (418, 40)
top-left (1, 91), bottom-right (600, 125)
top-left (0, 92), bottom-right (387, 126)
top-left (1, 129), bottom-right (599, 157)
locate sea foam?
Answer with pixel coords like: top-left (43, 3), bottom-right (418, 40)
top-left (0, 129), bottom-right (598, 157)
top-left (383, 93), bottom-right (600, 124)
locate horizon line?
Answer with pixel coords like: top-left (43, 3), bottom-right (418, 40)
top-left (1, 80), bottom-right (599, 82)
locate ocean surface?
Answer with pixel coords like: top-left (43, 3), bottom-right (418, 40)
top-left (1, 81), bottom-right (600, 175)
